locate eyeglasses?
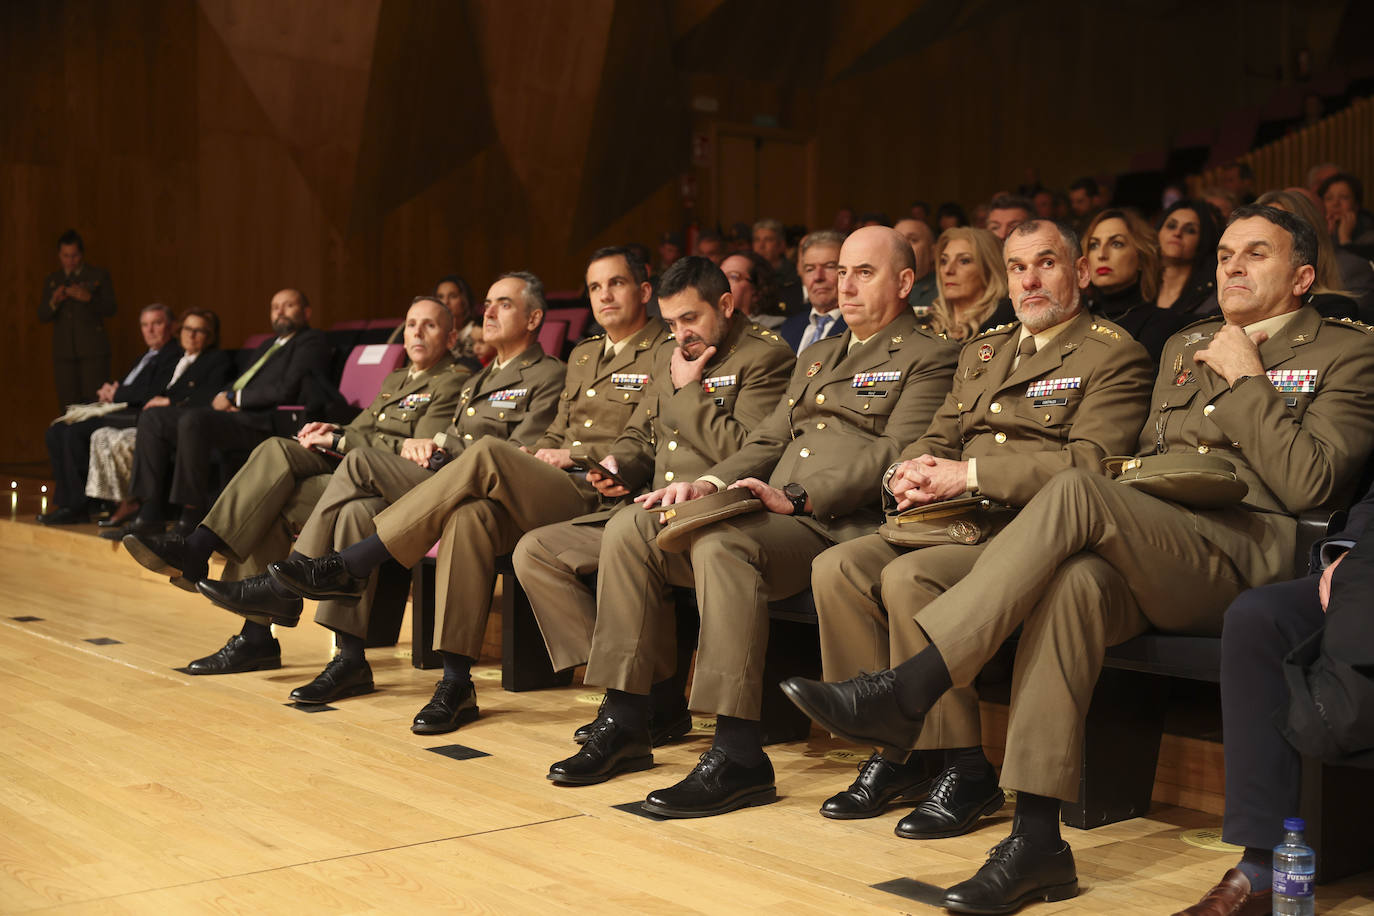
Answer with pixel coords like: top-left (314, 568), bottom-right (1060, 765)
top-left (182, 326), bottom-right (210, 336)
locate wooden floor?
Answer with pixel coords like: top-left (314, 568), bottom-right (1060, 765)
top-left (2, 509), bottom-right (1372, 914)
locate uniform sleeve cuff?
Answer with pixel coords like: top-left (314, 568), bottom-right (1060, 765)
top-left (966, 458), bottom-right (979, 492)
top-left (433, 431), bottom-right (448, 449)
top-left (697, 475), bottom-right (727, 493)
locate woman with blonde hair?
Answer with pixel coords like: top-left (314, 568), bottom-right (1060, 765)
top-left (923, 227), bottom-right (1012, 341)
top-left (1256, 188), bottom-right (1362, 320)
top-left (1082, 208), bottom-right (1185, 363)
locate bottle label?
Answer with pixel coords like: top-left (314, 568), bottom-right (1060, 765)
top-left (1273, 871), bottom-right (1314, 897)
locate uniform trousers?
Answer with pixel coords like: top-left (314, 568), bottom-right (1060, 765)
top-left (906, 468), bottom-right (1252, 800)
top-left (584, 505), bottom-right (831, 720)
top-left (1220, 575), bottom-right (1324, 849)
top-left (130, 406), bottom-right (271, 509)
top-left (367, 438), bottom-right (600, 657)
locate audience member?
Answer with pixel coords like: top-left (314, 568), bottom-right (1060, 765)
top-left (92, 309), bottom-right (234, 536)
top-left (726, 221), bottom-right (752, 253)
top-left (1156, 198), bottom-right (1224, 314)
top-left (1305, 161), bottom-right (1340, 196)
top-left (1032, 189), bottom-right (1055, 219)
top-left (935, 202), bottom-right (967, 230)
top-left (893, 218), bottom-right (938, 310)
top-left (658, 231), bottom-right (684, 271)
top-left (924, 227), bottom-right (1012, 341)
top-left (969, 202), bottom-right (989, 230)
top-left (808, 219), bottom-right (1153, 828)
top-left (38, 303), bottom-right (180, 526)
top-left (1202, 185), bottom-right (1238, 221)
top-left (832, 207), bottom-right (855, 234)
top-left (985, 195), bottom-right (1034, 242)
top-left (694, 230), bottom-right (726, 265)
top-left (1318, 171), bottom-right (1374, 248)
top-left (39, 229), bottom-right (118, 410)
top-left (1067, 177), bottom-right (1098, 224)
top-left (784, 205), bottom-right (1374, 914)
top-left (720, 250), bottom-right (779, 325)
top-left (434, 275), bottom-right (482, 365)
top-left (562, 226), bottom-right (959, 817)
top-left (1257, 188), bottom-right (1364, 320)
top-left (909, 201), bottom-right (930, 225)
top-left (1082, 208), bottom-right (1186, 362)
top-left (779, 230), bottom-right (846, 352)
top-left (1218, 160), bottom-right (1257, 205)
top-left (753, 218), bottom-right (803, 314)
top-left (120, 289), bottom-right (332, 536)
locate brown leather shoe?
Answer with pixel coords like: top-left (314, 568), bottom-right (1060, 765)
top-left (1172, 868), bottom-right (1272, 916)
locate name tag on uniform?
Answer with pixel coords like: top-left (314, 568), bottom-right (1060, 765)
top-left (852, 370), bottom-right (901, 389)
top-left (1267, 369), bottom-right (1318, 393)
top-left (1025, 377), bottom-right (1080, 398)
top-left (487, 388), bottom-right (527, 408)
top-left (399, 393), bottom-right (433, 409)
top-left (612, 372), bottom-right (649, 391)
top-left (1033, 397), bottom-right (1069, 407)
top-left (702, 374), bottom-right (736, 393)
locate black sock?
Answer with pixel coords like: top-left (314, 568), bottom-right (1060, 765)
top-left (1238, 847), bottom-right (1273, 891)
top-left (886, 747), bottom-right (942, 775)
top-left (649, 676), bottom-right (688, 719)
top-left (947, 746), bottom-right (994, 780)
top-left (183, 526), bottom-right (224, 564)
top-left (439, 651), bottom-right (474, 684)
top-left (891, 644), bottom-right (954, 721)
top-left (1011, 791), bottom-right (1061, 848)
top-left (239, 620), bottom-right (273, 645)
top-left (712, 715), bottom-right (765, 767)
top-left (602, 688), bottom-right (650, 732)
top-left (339, 534), bottom-right (392, 578)
top-left (336, 632), bottom-right (366, 660)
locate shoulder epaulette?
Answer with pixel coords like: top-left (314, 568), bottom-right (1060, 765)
top-left (1323, 316), bottom-right (1374, 332)
top-left (1177, 315), bottom-right (1222, 333)
top-left (972, 321), bottom-right (1020, 339)
top-left (1088, 321), bottom-right (1123, 341)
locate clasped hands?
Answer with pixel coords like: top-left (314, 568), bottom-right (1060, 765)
top-left (889, 455), bottom-right (969, 510)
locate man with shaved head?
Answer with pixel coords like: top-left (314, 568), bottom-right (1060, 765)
top-left (550, 226), bottom-right (959, 819)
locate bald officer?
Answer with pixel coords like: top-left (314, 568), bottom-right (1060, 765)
top-left (122, 296), bottom-right (469, 672)
top-left (548, 227), bottom-right (960, 817)
top-left (514, 256), bottom-right (794, 744)
top-left (244, 247), bottom-right (673, 734)
top-left (809, 219), bottom-right (1155, 832)
top-left (782, 205), bottom-right (1374, 914)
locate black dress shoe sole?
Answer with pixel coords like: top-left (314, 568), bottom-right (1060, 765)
top-left (819, 777), bottom-right (933, 821)
top-left (778, 679), bottom-right (919, 749)
top-left (186, 655), bottom-right (283, 675)
top-left (289, 681), bottom-right (375, 705)
top-left (411, 705), bottom-right (479, 735)
top-left (196, 580), bottom-right (303, 627)
top-left (943, 879), bottom-right (1078, 914)
top-left (641, 784), bottom-right (777, 818)
top-left (895, 788), bottom-right (1005, 839)
top-left (548, 753), bottom-right (654, 786)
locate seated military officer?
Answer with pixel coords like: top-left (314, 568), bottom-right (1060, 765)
top-left (783, 206), bottom-right (1374, 914)
top-left (513, 256), bottom-right (794, 748)
top-left (221, 248), bottom-right (672, 733)
top-left (121, 296), bottom-right (469, 673)
top-left (547, 226), bottom-right (959, 817)
top-left (809, 219), bottom-right (1155, 832)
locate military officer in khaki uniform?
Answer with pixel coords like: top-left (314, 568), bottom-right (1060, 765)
top-left (808, 220), bottom-right (1155, 833)
top-left (513, 257), bottom-right (794, 742)
top-left (252, 248), bottom-right (673, 734)
top-left (782, 206), bottom-right (1374, 914)
top-left (548, 227), bottom-right (959, 817)
top-left (122, 297), bottom-right (468, 673)
top-left (39, 229), bottom-right (118, 410)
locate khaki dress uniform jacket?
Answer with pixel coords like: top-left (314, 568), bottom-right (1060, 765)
top-left (201, 356), bottom-right (468, 625)
top-left (901, 307), bottom-right (1374, 800)
top-left (39, 264), bottom-right (118, 409)
top-left (513, 316), bottom-right (795, 672)
top-left (812, 311), bottom-right (1155, 750)
top-left (298, 343), bottom-right (566, 638)
top-left (364, 319), bottom-right (674, 656)
top-left (584, 308), bottom-right (960, 720)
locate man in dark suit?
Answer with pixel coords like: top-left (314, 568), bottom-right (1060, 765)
top-left (1174, 480), bottom-right (1374, 916)
top-left (778, 230), bottom-right (848, 352)
top-left (38, 229), bottom-right (119, 410)
top-left (38, 303), bottom-right (180, 525)
top-left (123, 289), bottom-right (332, 534)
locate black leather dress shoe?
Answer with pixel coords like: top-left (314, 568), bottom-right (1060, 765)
top-left (895, 765), bottom-right (1005, 839)
top-left (821, 752), bottom-right (935, 820)
top-left (197, 575), bottom-right (303, 627)
top-left (549, 717), bottom-right (653, 785)
top-left (641, 748), bottom-right (776, 818)
top-left (268, 553), bottom-right (367, 602)
top-left (289, 655), bottom-right (375, 704)
top-left (37, 506), bottom-right (90, 526)
top-left (186, 634), bottom-right (283, 675)
top-left (780, 670), bottom-right (922, 750)
top-left (573, 700), bottom-right (693, 748)
top-left (943, 835), bottom-right (1078, 914)
top-left (102, 517), bottom-right (164, 542)
top-left (412, 679), bottom-right (479, 734)
top-left (123, 531), bottom-right (205, 592)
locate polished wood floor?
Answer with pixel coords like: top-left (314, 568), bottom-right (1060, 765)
top-left (2, 510), bottom-right (1372, 914)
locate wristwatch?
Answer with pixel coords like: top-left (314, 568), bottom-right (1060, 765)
top-left (783, 482), bottom-right (810, 516)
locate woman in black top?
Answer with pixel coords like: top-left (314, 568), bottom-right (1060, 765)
top-left (1082, 208), bottom-right (1185, 365)
top-left (1155, 199), bottom-right (1225, 317)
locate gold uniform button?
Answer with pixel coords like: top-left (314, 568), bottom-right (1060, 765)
top-left (799, 447), bottom-right (811, 458)
top-left (463, 434), bottom-right (473, 441)
top-left (622, 392), bottom-right (631, 401)
top-left (571, 440), bottom-right (582, 446)
top-left (990, 402), bottom-right (1002, 414)
top-left (1197, 445), bottom-right (1210, 454)
top-left (586, 388), bottom-right (596, 398)
top-left (788, 398), bottom-right (795, 406)
top-left (1044, 413), bottom-right (1052, 422)
top-left (668, 441), bottom-right (677, 451)
top-left (378, 412), bottom-right (386, 421)
top-left (862, 402), bottom-right (870, 410)
top-left (584, 419), bottom-right (594, 427)
top-left (664, 471), bottom-right (675, 481)
top-left (498, 412), bottom-right (505, 419)
top-left (816, 422), bottom-right (826, 430)
top-left (815, 394), bottom-right (825, 405)
top-left (957, 402), bottom-right (964, 411)
top-left (466, 407), bottom-right (476, 416)
top-left (994, 432), bottom-right (1007, 444)
top-left (1203, 404), bottom-right (1215, 416)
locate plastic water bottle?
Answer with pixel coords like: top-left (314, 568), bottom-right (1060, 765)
top-left (1272, 816), bottom-right (1316, 915)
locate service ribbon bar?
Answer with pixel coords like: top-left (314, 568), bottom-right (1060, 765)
top-left (1266, 369), bottom-right (1318, 393)
top-left (702, 375), bottom-right (737, 392)
top-left (852, 370), bottom-right (902, 388)
top-left (1025, 377), bottom-right (1081, 398)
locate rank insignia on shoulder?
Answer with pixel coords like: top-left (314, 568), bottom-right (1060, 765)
top-left (853, 370), bottom-right (902, 388)
top-left (979, 344), bottom-right (994, 362)
top-left (1089, 324), bottom-right (1121, 340)
top-left (1266, 369), bottom-right (1317, 393)
top-left (890, 336), bottom-right (902, 344)
top-left (612, 372), bottom-right (649, 390)
top-left (637, 339), bottom-right (651, 349)
top-left (702, 374), bottom-right (737, 392)
top-left (1025, 377), bottom-right (1081, 397)
top-left (806, 361), bottom-right (822, 377)
top-left (576, 354), bottom-right (590, 365)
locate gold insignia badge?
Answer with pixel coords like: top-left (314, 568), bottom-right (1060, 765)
top-left (806, 361), bottom-right (822, 377)
top-left (1172, 353), bottom-right (1182, 375)
top-left (891, 336), bottom-right (903, 344)
top-left (979, 344), bottom-right (994, 362)
top-left (1293, 334), bottom-right (1309, 342)
top-left (947, 521), bottom-right (981, 545)
top-left (576, 355), bottom-right (590, 365)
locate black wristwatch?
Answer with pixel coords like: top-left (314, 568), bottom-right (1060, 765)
top-left (783, 482), bottom-right (810, 516)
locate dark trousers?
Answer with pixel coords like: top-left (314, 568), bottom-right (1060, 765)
top-left (130, 406), bottom-right (270, 511)
top-left (1220, 574), bottom-right (1325, 849)
top-left (53, 354), bottom-right (110, 413)
top-left (44, 410), bottom-right (137, 510)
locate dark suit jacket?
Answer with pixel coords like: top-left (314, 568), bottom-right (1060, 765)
top-left (38, 264), bottom-right (118, 359)
top-left (228, 328), bottom-right (334, 431)
top-left (164, 349), bottom-right (235, 409)
top-left (114, 343), bottom-right (183, 408)
top-left (779, 310), bottom-right (847, 352)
